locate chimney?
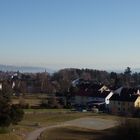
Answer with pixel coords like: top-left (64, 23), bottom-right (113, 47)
top-left (137, 89), bottom-right (140, 95)
top-left (0, 83), bottom-right (2, 90)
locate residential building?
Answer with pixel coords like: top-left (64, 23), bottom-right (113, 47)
top-left (72, 82), bottom-right (113, 110)
top-left (109, 94), bottom-right (140, 114)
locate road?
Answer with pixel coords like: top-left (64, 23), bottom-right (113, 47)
top-left (25, 117), bottom-right (117, 140)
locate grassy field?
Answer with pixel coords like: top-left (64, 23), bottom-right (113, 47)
top-left (24, 108), bottom-right (71, 113)
top-left (1, 95), bottom-right (133, 140)
top-left (39, 126), bottom-right (114, 140)
top-left (39, 118), bottom-right (140, 140)
top-left (21, 111), bottom-right (119, 138)
top-left (21, 111), bottom-right (95, 126)
top-left (12, 98), bottom-right (42, 106)
top-left (0, 133), bottom-right (22, 140)
top-left (11, 94), bottom-right (48, 107)
top-left (7, 110), bottom-right (95, 140)
top-left (22, 110), bottom-right (120, 127)
top-left (0, 109), bottom-right (121, 140)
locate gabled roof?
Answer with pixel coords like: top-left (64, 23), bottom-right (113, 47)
top-left (75, 89), bottom-right (111, 98)
top-left (121, 88), bottom-right (138, 95)
top-left (114, 87), bottom-right (139, 96)
top-left (110, 94), bottom-right (139, 102)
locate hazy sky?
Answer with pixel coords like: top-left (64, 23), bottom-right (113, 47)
top-left (0, 0), bottom-right (140, 70)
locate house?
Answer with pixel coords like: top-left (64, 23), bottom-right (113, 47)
top-left (74, 90), bottom-right (91, 106)
top-left (109, 93), bottom-right (140, 114)
top-left (114, 87), bottom-right (140, 95)
top-left (113, 87), bottom-right (123, 94)
top-left (72, 83), bottom-right (113, 110)
top-left (87, 91), bottom-right (113, 110)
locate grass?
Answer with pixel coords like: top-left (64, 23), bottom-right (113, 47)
top-left (39, 126), bottom-right (112, 140)
top-left (0, 133), bottom-right (22, 140)
top-left (17, 111), bottom-right (121, 138)
top-left (21, 112), bottom-right (94, 126)
top-left (0, 109), bottom-right (122, 140)
top-left (22, 110), bottom-right (122, 131)
top-left (0, 127), bottom-right (10, 134)
top-left (12, 98), bottom-right (41, 106)
top-left (24, 108), bottom-right (71, 113)
top-left (38, 118), bottom-right (140, 140)
top-left (0, 110), bottom-right (95, 140)
top-left (8, 111), bottom-right (95, 140)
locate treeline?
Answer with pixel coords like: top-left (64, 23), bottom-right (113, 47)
top-left (58, 67), bottom-right (140, 85)
top-left (1, 67), bottom-right (140, 95)
top-left (40, 67), bottom-right (140, 93)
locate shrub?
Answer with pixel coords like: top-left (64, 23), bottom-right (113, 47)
top-left (10, 105), bottom-right (24, 125)
top-left (0, 127), bottom-right (9, 134)
top-left (0, 114), bottom-right (11, 127)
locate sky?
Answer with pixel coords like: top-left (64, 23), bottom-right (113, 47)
top-left (0, 0), bottom-right (140, 71)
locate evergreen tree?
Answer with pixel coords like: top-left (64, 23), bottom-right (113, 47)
top-left (0, 81), bottom-right (24, 127)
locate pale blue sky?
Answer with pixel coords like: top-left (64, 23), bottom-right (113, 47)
top-left (0, 0), bottom-right (140, 70)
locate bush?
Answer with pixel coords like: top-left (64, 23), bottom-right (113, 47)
top-left (0, 127), bottom-right (9, 134)
top-left (0, 114), bottom-right (11, 127)
top-left (10, 105), bottom-right (24, 125)
top-left (0, 98), bottom-right (11, 127)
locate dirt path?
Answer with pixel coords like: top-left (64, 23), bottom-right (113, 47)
top-left (25, 124), bottom-right (69, 140)
top-left (25, 117), bottom-right (117, 140)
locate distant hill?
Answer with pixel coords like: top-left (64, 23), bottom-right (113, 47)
top-left (0, 64), bottom-right (54, 73)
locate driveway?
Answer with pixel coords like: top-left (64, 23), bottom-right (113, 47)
top-left (25, 117), bottom-right (117, 140)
